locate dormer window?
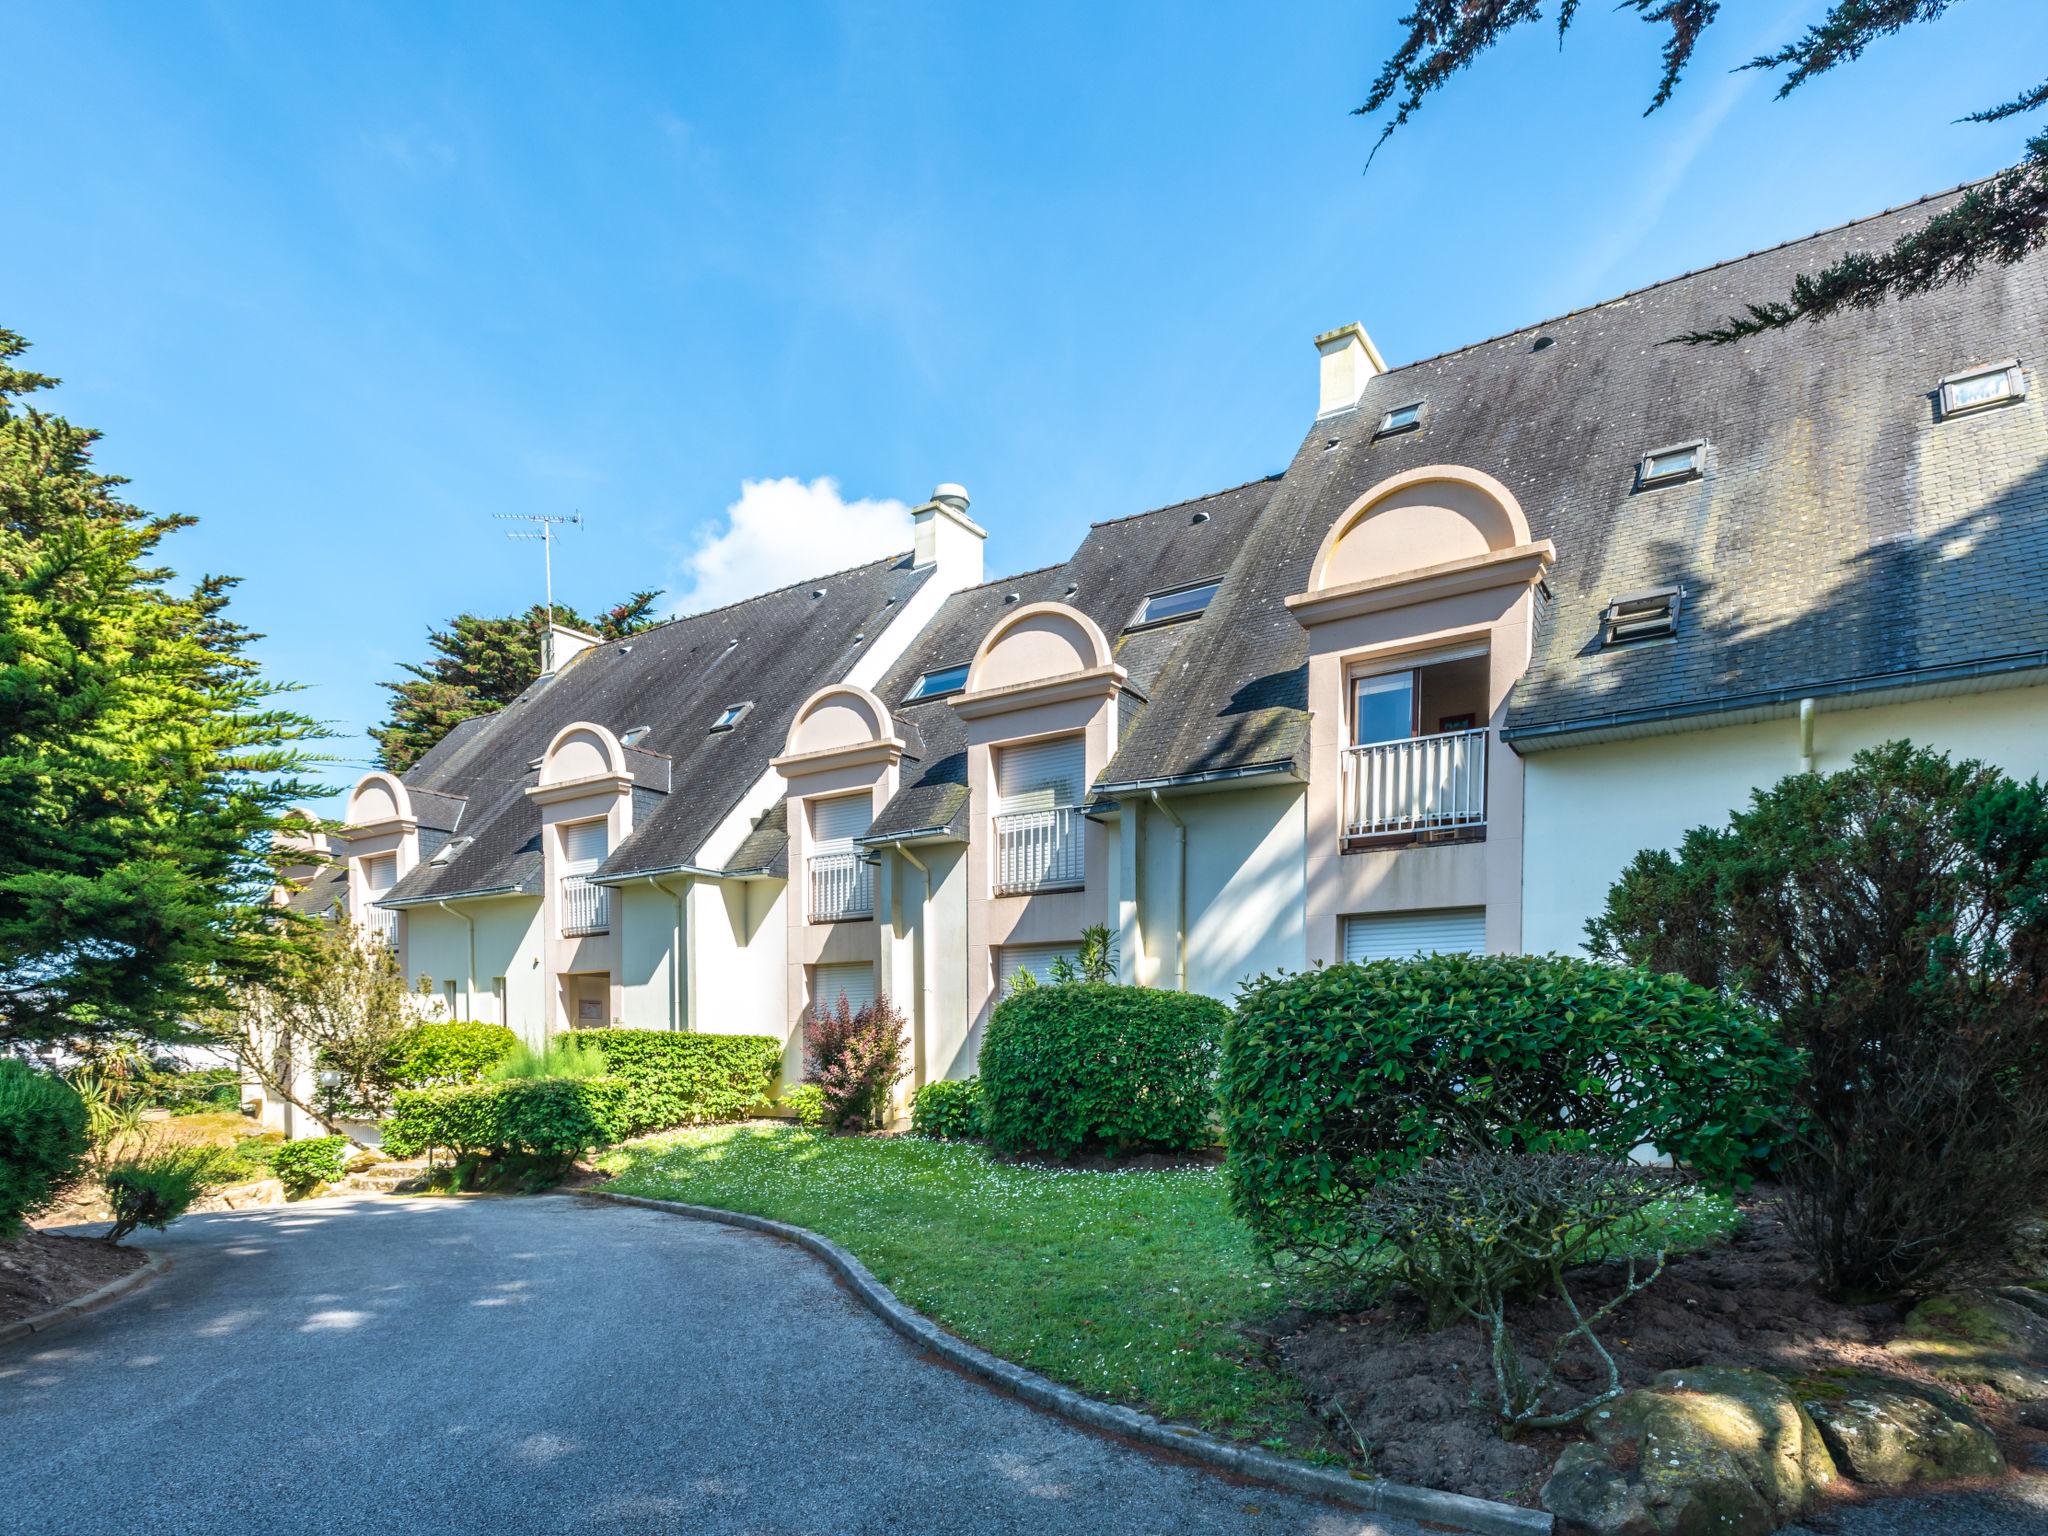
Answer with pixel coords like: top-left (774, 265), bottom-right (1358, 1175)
top-left (1939, 360), bottom-right (2024, 418)
top-left (1133, 578), bottom-right (1220, 628)
top-left (1637, 441), bottom-right (1704, 489)
top-left (905, 663), bottom-right (970, 701)
top-left (1601, 587), bottom-right (1682, 646)
top-left (1374, 401), bottom-right (1425, 437)
top-left (709, 702), bottom-right (752, 733)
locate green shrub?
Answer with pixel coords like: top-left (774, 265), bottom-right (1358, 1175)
top-left (148, 1066), bottom-right (242, 1115)
top-left (270, 1135), bottom-right (350, 1198)
top-left (103, 1145), bottom-right (231, 1243)
top-left (568, 1030), bottom-right (781, 1135)
top-left (0, 1062), bottom-right (90, 1236)
top-left (980, 983), bottom-right (1226, 1158)
top-left (779, 1083), bottom-right (826, 1129)
top-left (380, 1075), bottom-right (629, 1181)
top-left (803, 995), bottom-right (908, 1130)
top-left (911, 1077), bottom-right (983, 1140)
top-left (487, 1037), bottom-right (609, 1081)
top-left (383, 1021), bottom-right (518, 1087)
top-left (1223, 953), bottom-right (1799, 1275)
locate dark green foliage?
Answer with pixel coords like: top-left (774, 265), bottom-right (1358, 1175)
top-left (1357, 2), bottom-right (2045, 343)
top-left (103, 1144), bottom-right (229, 1242)
top-left (270, 1135), bottom-right (349, 1198)
top-left (148, 1066), bottom-right (241, 1115)
top-left (570, 1030), bottom-right (781, 1133)
top-left (381, 1021), bottom-right (518, 1088)
top-left (1590, 741), bottom-right (2048, 1296)
top-left (0, 329), bottom-right (321, 1045)
top-left (372, 594), bottom-right (662, 772)
top-left (980, 983), bottom-right (1226, 1158)
top-left (911, 1077), bottom-right (984, 1141)
top-left (379, 1077), bottom-right (628, 1174)
top-left (0, 1061), bottom-right (89, 1235)
top-left (1223, 953), bottom-right (1797, 1275)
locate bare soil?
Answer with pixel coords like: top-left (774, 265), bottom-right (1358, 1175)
top-left (1270, 1199), bottom-right (1999, 1507)
top-left (0, 1229), bottom-right (144, 1326)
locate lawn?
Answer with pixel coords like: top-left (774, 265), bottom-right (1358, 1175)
top-left (597, 1126), bottom-right (1739, 1455)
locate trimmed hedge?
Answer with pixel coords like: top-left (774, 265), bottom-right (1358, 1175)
top-left (911, 1077), bottom-right (983, 1140)
top-left (1223, 953), bottom-right (1800, 1271)
top-left (979, 983), bottom-right (1227, 1157)
top-left (0, 1062), bottom-right (89, 1235)
top-left (384, 1021), bottom-right (519, 1087)
top-left (381, 1077), bottom-right (628, 1161)
top-left (568, 1030), bottom-right (781, 1135)
top-left (271, 1135), bottom-right (350, 1197)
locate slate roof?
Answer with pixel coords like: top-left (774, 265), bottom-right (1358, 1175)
top-left (280, 864), bottom-right (348, 919)
top-left (379, 552), bottom-right (934, 905)
top-left (864, 477), bottom-right (1280, 842)
top-left (1102, 182), bottom-right (2048, 785)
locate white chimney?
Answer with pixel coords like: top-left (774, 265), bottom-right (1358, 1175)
top-left (912, 483), bottom-right (986, 585)
top-left (542, 622), bottom-right (601, 676)
top-left (1314, 323), bottom-right (1386, 417)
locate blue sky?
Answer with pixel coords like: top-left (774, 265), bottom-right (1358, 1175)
top-left (4, 2), bottom-right (2035, 793)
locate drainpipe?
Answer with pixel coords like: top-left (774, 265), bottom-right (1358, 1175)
top-left (887, 843), bottom-right (932, 1091)
top-left (650, 875), bottom-right (692, 1031)
top-left (435, 901), bottom-right (476, 1020)
top-left (1148, 791), bottom-right (1188, 993)
top-left (1798, 697), bottom-right (1817, 774)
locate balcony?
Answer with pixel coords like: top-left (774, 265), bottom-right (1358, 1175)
top-left (1341, 727), bottom-right (1488, 843)
top-left (560, 873), bottom-right (611, 936)
top-left (362, 902), bottom-right (397, 949)
top-left (808, 850), bottom-right (875, 922)
top-left (994, 806), bottom-right (1086, 894)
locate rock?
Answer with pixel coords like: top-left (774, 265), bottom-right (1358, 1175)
top-left (1541, 1367), bottom-right (1836, 1536)
top-left (1888, 1288), bottom-right (2048, 1410)
top-left (1794, 1371), bottom-right (2004, 1486)
top-left (193, 1177), bottom-right (285, 1212)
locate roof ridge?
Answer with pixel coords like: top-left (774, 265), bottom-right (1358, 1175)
top-left (1086, 471), bottom-right (1285, 529)
top-left (1378, 176), bottom-right (1988, 378)
top-left (645, 548), bottom-right (915, 634)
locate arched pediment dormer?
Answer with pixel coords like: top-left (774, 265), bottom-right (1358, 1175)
top-left (346, 770), bottom-right (414, 829)
top-left (1306, 466), bottom-right (1535, 595)
top-left (965, 602), bottom-right (1114, 695)
top-left (784, 684), bottom-right (894, 759)
top-left (538, 721), bottom-right (627, 787)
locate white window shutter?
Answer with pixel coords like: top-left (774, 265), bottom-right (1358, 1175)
top-left (810, 795), bottom-right (872, 852)
top-left (996, 737), bottom-right (1086, 813)
top-left (812, 962), bottom-right (876, 1015)
top-left (361, 854), bottom-right (396, 897)
top-left (1342, 908), bottom-right (1485, 964)
top-left (561, 820), bottom-right (608, 872)
top-left (997, 943), bottom-right (1083, 994)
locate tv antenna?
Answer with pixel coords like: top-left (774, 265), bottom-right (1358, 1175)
top-left (495, 511), bottom-right (583, 631)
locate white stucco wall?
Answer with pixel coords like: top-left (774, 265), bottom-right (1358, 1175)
top-left (617, 884), bottom-right (681, 1030)
top-left (1521, 682), bottom-right (2048, 956)
top-left (690, 877), bottom-right (788, 1048)
top-left (401, 899), bottom-right (546, 1046)
top-left (1129, 785), bottom-right (1307, 1000)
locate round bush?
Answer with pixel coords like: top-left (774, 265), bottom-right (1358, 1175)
top-left (0, 1062), bottom-right (90, 1235)
top-left (911, 1077), bottom-right (983, 1140)
top-left (1223, 953), bottom-right (1800, 1272)
top-left (979, 983), bottom-right (1227, 1157)
top-left (271, 1135), bottom-right (350, 1197)
top-left (382, 1022), bottom-right (519, 1087)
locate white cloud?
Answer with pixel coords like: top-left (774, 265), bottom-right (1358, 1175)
top-left (672, 476), bottom-right (912, 615)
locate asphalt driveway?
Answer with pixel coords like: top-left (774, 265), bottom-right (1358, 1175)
top-left (0, 1194), bottom-right (1423, 1536)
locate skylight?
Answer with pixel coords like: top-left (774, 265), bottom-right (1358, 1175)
top-left (708, 702), bottom-right (752, 732)
top-left (1601, 587), bottom-right (1682, 647)
top-left (1637, 441), bottom-right (1704, 489)
top-left (620, 725), bottom-right (651, 747)
top-left (905, 662), bottom-right (970, 701)
top-left (1939, 360), bottom-right (2025, 418)
top-left (1134, 578), bottom-right (1221, 627)
top-left (1374, 401), bottom-right (1425, 437)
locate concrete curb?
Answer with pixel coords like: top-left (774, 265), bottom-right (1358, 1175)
top-left (0, 1248), bottom-right (171, 1347)
top-left (588, 1188), bottom-right (1551, 1536)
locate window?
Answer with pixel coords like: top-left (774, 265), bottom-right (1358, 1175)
top-left (1374, 400), bottom-right (1425, 437)
top-left (442, 980), bottom-right (458, 1018)
top-left (1601, 587), bottom-right (1682, 646)
top-left (998, 943), bottom-right (1083, 995)
top-left (559, 819), bottom-right (610, 936)
top-left (905, 662), bottom-right (971, 700)
top-left (994, 736), bottom-right (1087, 893)
top-left (812, 962), bottom-right (875, 1016)
top-left (428, 835), bottom-right (471, 866)
top-left (1636, 441), bottom-right (1704, 488)
top-left (1939, 360), bottom-right (2025, 418)
top-left (708, 702), bottom-right (752, 733)
top-left (1353, 670), bottom-right (1415, 746)
top-left (1134, 578), bottom-right (1221, 627)
top-left (1342, 909), bottom-right (1484, 963)
top-left (808, 795), bottom-right (874, 921)
top-left (620, 725), bottom-right (652, 747)
top-left (491, 976), bottom-right (507, 1026)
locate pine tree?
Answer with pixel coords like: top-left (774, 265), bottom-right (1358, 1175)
top-left (1360, 1), bottom-right (2046, 343)
top-left (371, 592), bottom-right (661, 771)
top-left (0, 328), bottom-right (322, 1045)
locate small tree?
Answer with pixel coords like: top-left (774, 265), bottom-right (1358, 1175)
top-left (218, 920), bottom-right (413, 1144)
top-left (1590, 741), bottom-right (2048, 1296)
top-left (802, 992), bottom-right (908, 1131)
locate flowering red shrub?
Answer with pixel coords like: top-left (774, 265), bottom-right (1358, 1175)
top-left (803, 993), bottom-right (908, 1131)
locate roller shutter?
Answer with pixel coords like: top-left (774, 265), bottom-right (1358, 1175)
top-left (1341, 908), bottom-right (1485, 964)
top-left (561, 819), bottom-right (609, 872)
top-left (812, 962), bottom-right (876, 1015)
top-left (995, 736), bottom-right (1086, 812)
top-left (810, 794), bottom-right (872, 851)
top-left (997, 943), bottom-right (1083, 994)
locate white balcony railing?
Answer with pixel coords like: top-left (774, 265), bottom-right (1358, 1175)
top-left (994, 806), bottom-right (1086, 894)
top-left (362, 902), bottom-right (398, 949)
top-left (808, 851), bottom-right (875, 922)
top-left (560, 873), bottom-right (611, 936)
top-left (1341, 727), bottom-right (1489, 841)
